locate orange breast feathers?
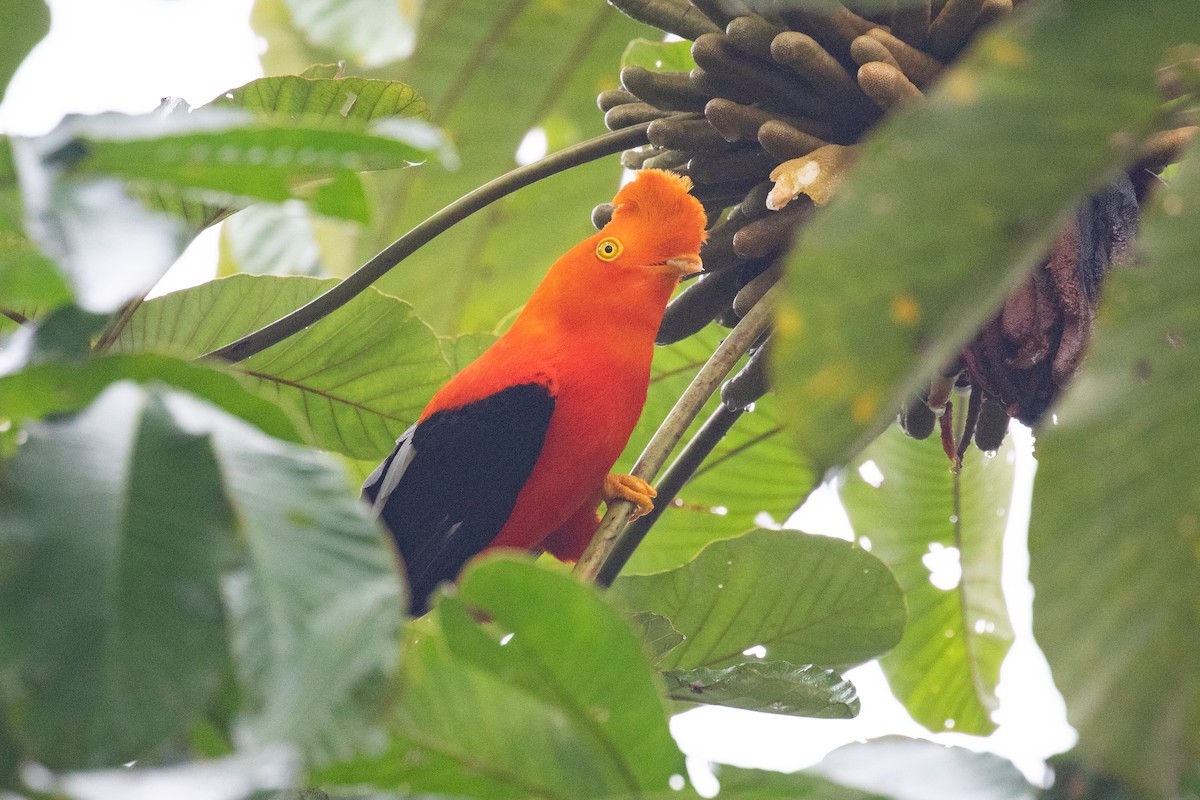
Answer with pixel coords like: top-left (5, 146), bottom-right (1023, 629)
top-left (364, 169), bottom-right (708, 611)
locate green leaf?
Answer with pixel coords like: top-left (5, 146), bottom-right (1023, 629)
top-left (148, 71), bottom-right (436, 236)
top-left (48, 108), bottom-right (442, 224)
top-left (664, 660), bottom-right (858, 718)
top-left (22, 303), bottom-right (108, 364)
top-left (0, 0), bottom-right (48, 103)
top-left (806, 737), bottom-right (1036, 800)
top-left (453, 558), bottom-right (684, 792)
top-left (771, 2), bottom-right (1200, 472)
top-left (356, 1), bottom-right (657, 334)
top-left (320, 559), bottom-right (684, 798)
top-left (611, 528), bottom-right (906, 671)
top-left (191, 398), bottom-right (404, 762)
top-left (282, 0), bottom-right (421, 67)
top-left (839, 424), bottom-right (1015, 735)
top-left (0, 383), bottom-right (233, 769)
top-left (0, 352), bottom-right (304, 445)
top-left (213, 73), bottom-right (429, 122)
top-left (0, 235), bottom-right (70, 321)
top-left (1028, 144), bottom-right (1200, 795)
top-left (1, 138), bottom-right (72, 320)
top-left (116, 274), bottom-right (451, 459)
top-left (621, 38), bottom-right (697, 72)
top-left (619, 328), bottom-right (813, 574)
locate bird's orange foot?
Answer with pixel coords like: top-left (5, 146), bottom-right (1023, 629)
top-left (603, 473), bottom-right (657, 519)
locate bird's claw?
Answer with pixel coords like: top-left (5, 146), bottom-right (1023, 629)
top-left (603, 473), bottom-right (657, 520)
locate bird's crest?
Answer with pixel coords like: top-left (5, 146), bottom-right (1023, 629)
top-left (611, 169), bottom-right (708, 254)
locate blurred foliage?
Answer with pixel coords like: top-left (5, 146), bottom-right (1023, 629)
top-left (0, 1), bottom-right (1198, 799)
top-left (1029, 138), bottom-right (1200, 796)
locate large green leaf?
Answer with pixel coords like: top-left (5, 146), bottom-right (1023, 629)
top-left (208, 70), bottom-right (434, 279)
top-left (0, 352), bottom-right (304, 444)
top-left (1029, 145), bottom-right (1200, 795)
top-left (115, 274), bottom-right (451, 459)
top-left (452, 558), bottom-right (683, 792)
top-left (176, 393), bottom-right (404, 762)
top-left (339, 0), bottom-right (656, 334)
top-left (772, 2), bottom-right (1200, 472)
top-left (319, 558), bottom-right (684, 798)
top-left (51, 108), bottom-right (440, 224)
top-left (618, 328), bottom-right (813, 574)
top-left (0, 383), bottom-right (233, 769)
top-left (611, 528), bottom-right (906, 670)
top-left (839, 424), bottom-right (1015, 735)
top-left (214, 73), bottom-right (429, 122)
top-left (0, 0), bottom-right (48, 103)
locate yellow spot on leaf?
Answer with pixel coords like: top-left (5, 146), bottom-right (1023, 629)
top-left (890, 295), bottom-right (920, 325)
top-left (941, 71), bottom-right (977, 105)
top-left (985, 38), bottom-right (1029, 67)
top-left (806, 365), bottom-right (849, 398)
top-left (776, 307), bottom-right (805, 337)
top-left (851, 391), bottom-right (880, 424)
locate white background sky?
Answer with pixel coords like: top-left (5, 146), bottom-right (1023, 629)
top-left (1, 0), bottom-right (1076, 791)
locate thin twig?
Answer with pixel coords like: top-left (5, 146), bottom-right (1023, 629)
top-left (204, 123), bottom-right (657, 364)
top-left (574, 285), bottom-right (779, 584)
top-left (1, 307), bottom-right (29, 325)
top-left (596, 402), bottom-right (745, 588)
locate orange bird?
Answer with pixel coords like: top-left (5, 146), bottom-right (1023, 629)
top-left (363, 169), bottom-right (707, 612)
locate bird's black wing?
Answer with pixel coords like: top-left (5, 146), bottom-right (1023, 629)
top-left (362, 382), bottom-right (555, 614)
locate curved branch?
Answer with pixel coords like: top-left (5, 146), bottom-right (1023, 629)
top-left (574, 285), bottom-right (779, 584)
top-left (204, 123), bottom-right (655, 363)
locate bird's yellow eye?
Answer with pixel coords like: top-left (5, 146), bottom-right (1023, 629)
top-left (595, 236), bottom-right (623, 262)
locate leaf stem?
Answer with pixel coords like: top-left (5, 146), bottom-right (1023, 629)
top-left (94, 294), bottom-right (146, 351)
top-left (574, 285), bottom-right (779, 584)
top-left (203, 123), bottom-right (656, 363)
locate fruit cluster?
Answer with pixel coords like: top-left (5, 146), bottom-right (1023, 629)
top-left (601, 0), bottom-right (1187, 463)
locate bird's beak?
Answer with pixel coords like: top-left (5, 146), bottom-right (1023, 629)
top-left (663, 254), bottom-right (703, 278)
